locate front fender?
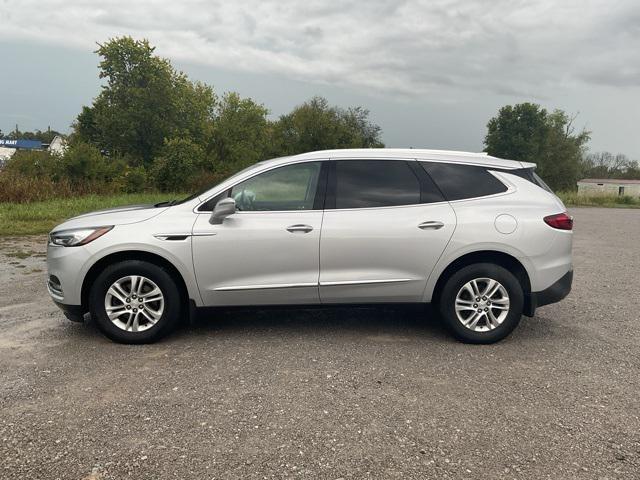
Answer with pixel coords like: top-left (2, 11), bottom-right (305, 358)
top-left (80, 237), bottom-right (203, 307)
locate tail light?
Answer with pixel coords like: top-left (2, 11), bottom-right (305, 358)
top-left (544, 212), bottom-right (573, 230)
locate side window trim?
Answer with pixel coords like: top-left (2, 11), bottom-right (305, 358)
top-left (406, 160), bottom-right (446, 204)
top-left (313, 161), bottom-right (330, 210)
top-left (324, 160), bottom-right (337, 210)
top-left (197, 189), bottom-right (231, 212)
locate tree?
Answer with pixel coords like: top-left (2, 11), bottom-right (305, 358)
top-left (60, 141), bottom-right (118, 185)
top-left (2, 127), bottom-right (63, 143)
top-left (484, 103), bottom-right (590, 190)
top-left (340, 106), bottom-right (385, 148)
top-left (211, 92), bottom-right (270, 170)
top-left (580, 152), bottom-right (640, 179)
top-left (150, 137), bottom-right (205, 192)
top-left (75, 37), bottom-right (215, 165)
top-left (272, 96), bottom-right (384, 156)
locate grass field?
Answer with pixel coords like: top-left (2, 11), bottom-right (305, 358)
top-left (1, 190), bottom-right (638, 236)
top-left (0, 193), bottom-right (186, 236)
top-left (557, 191), bottom-right (640, 208)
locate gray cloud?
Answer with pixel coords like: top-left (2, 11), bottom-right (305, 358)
top-left (1, 0), bottom-right (638, 98)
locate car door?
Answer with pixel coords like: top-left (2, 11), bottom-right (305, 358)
top-left (192, 161), bottom-right (326, 306)
top-left (319, 159), bottom-right (456, 303)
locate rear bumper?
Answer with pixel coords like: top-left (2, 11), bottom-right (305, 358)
top-left (524, 270), bottom-right (573, 317)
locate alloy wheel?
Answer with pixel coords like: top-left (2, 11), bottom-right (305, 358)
top-left (104, 275), bottom-right (165, 332)
top-left (454, 277), bottom-right (510, 332)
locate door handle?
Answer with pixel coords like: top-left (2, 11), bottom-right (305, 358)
top-left (286, 224), bottom-right (314, 233)
top-left (418, 221), bottom-right (444, 230)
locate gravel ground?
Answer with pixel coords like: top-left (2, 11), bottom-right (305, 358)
top-left (0, 207), bottom-right (639, 480)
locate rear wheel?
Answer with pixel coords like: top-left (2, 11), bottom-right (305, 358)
top-left (89, 260), bottom-right (183, 344)
top-left (438, 263), bottom-right (523, 344)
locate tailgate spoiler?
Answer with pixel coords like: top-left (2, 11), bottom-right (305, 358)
top-left (520, 161), bottom-right (537, 169)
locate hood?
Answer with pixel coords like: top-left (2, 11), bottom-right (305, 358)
top-left (51, 204), bottom-right (168, 232)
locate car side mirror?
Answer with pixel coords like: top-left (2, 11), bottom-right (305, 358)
top-left (209, 197), bottom-right (236, 224)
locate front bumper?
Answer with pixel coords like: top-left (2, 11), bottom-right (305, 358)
top-left (47, 243), bottom-right (92, 305)
top-left (47, 242), bottom-right (93, 322)
top-left (53, 300), bottom-right (85, 323)
top-left (524, 270), bottom-right (573, 317)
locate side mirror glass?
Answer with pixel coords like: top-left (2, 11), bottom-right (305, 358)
top-left (209, 197), bottom-right (236, 224)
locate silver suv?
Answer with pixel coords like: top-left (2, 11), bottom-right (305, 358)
top-left (47, 149), bottom-right (573, 344)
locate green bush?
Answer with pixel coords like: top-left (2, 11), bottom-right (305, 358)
top-left (0, 141), bottom-right (131, 202)
top-left (3, 150), bottom-right (61, 178)
top-left (150, 138), bottom-right (204, 192)
top-left (119, 165), bottom-right (148, 193)
top-left (0, 171), bottom-right (73, 202)
top-left (60, 141), bottom-right (120, 185)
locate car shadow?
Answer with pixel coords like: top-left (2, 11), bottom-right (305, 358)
top-left (70, 305), bottom-right (555, 345)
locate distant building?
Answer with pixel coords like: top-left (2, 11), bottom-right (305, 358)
top-left (0, 135), bottom-right (67, 169)
top-left (0, 138), bottom-right (42, 150)
top-left (0, 139), bottom-right (43, 169)
top-left (46, 135), bottom-right (67, 155)
top-left (577, 178), bottom-right (640, 197)
top-left (0, 146), bottom-right (15, 166)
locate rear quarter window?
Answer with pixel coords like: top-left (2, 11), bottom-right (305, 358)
top-left (532, 171), bottom-right (553, 193)
top-left (420, 162), bottom-right (508, 201)
top-left (495, 167), bottom-right (554, 193)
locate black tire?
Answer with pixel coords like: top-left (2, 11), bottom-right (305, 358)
top-left (89, 260), bottom-right (183, 344)
top-left (438, 263), bottom-right (524, 344)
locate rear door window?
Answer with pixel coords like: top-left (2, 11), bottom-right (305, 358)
top-left (420, 162), bottom-right (508, 201)
top-left (333, 160), bottom-right (421, 209)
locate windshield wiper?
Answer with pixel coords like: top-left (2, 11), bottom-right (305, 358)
top-left (154, 199), bottom-right (177, 207)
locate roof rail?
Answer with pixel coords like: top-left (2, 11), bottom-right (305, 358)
top-left (412, 149), bottom-right (489, 157)
top-left (305, 148), bottom-right (490, 158)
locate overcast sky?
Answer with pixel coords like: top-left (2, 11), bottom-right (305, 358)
top-left (1, 0), bottom-right (639, 158)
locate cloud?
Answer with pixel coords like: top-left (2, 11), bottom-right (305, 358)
top-left (0, 0), bottom-right (638, 97)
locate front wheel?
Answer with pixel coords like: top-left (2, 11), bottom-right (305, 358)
top-left (89, 260), bottom-right (183, 344)
top-left (438, 263), bottom-right (523, 344)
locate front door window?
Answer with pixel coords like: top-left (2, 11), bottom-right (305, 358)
top-left (230, 162), bottom-right (321, 211)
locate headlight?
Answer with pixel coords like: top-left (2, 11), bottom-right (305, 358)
top-left (49, 226), bottom-right (113, 247)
